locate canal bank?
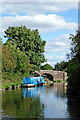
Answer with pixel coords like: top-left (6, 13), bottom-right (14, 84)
top-left (0, 82), bottom-right (21, 91)
top-left (0, 79), bottom-right (67, 91)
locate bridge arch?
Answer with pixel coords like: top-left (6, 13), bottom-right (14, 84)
top-left (34, 70), bottom-right (67, 81)
top-left (42, 73), bottom-right (54, 81)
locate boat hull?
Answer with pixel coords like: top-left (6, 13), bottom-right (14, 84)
top-left (22, 84), bottom-right (35, 87)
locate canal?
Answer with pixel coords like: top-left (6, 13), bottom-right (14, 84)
top-left (2, 83), bottom-right (80, 119)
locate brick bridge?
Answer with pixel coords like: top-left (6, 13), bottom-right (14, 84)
top-left (34, 70), bottom-right (67, 81)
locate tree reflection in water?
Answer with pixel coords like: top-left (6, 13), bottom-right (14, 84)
top-left (2, 87), bottom-right (45, 118)
top-left (2, 83), bottom-right (80, 119)
top-left (67, 95), bottom-right (80, 119)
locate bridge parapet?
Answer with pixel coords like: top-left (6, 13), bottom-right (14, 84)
top-left (34, 70), bottom-right (67, 81)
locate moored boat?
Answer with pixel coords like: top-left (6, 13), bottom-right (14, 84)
top-left (22, 76), bottom-right (45, 87)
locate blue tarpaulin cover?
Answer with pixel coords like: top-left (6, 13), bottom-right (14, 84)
top-left (22, 77), bottom-right (45, 85)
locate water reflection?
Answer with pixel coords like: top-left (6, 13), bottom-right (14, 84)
top-left (22, 86), bottom-right (45, 99)
top-left (67, 95), bottom-right (80, 119)
top-left (39, 83), bottom-right (69, 118)
top-left (2, 83), bottom-right (80, 119)
top-left (2, 87), bottom-right (44, 118)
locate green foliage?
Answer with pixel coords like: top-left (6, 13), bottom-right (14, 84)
top-left (54, 61), bottom-right (68, 72)
top-left (0, 37), bottom-right (2, 44)
top-left (67, 30), bottom-right (80, 94)
top-left (2, 82), bottom-right (21, 89)
top-left (2, 44), bottom-right (32, 82)
top-left (2, 26), bottom-right (46, 84)
top-left (4, 26), bottom-right (46, 70)
top-left (41, 63), bottom-right (53, 70)
top-left (67, 58), bottom-right (80, 91)
top-left (0, 37), bottom-right (2, 79)
top-left (2, 45), bottom-right (16, 72)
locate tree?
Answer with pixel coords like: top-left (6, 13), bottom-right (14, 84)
top-left (67, 31), bottom-right (80, 61)
top-left (2, 45), bottom-right (16, 72)
top-left (41, 64), bottom-right (53, 70)
top-left (4, 26), bottom-right (46, 70)
top-left (0, 38), bottom-right (2, 80)
top-left (13, 47), bottom-right (32, 77)
top-left (2, 43), bottom-right (32, 82)
top-left (54, 61), bottom-right (68, 72)
top-left (67, 30), bottom-right (80, 94)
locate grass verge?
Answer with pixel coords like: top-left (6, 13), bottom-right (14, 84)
top-left (0, 82), bottom-right (21, 89)
top-left (54, 80), bottom-right (67, 82)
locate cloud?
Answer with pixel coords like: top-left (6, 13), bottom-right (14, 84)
top-left (44, 33), bottom-right (73, 66)
top-left (46, 56), bottom-right (66, 63)
top-left (0, 2), bottom-right (78, 15)
top-left (43, 55), bottom-right (67, 67)
top-left (1, 0), bottom-right (79, 2)
top-left (45, 34), bottom-right (71, 54)
top-left (0, 14), bottom-right (77, 35)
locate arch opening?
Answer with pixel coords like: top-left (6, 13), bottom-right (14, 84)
top-left (42, 73), bottom-right (54, 81)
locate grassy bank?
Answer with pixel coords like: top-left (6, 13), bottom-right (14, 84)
top-left (0, 78), bottom-right (67, 90)
top-left (0, 81), bottom-right (21, 89)
top-left (54, 80), bottom-right (67, 82)
top-left (45, 78), bottom-right (67, 83)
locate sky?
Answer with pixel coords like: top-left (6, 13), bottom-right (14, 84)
top-left (0, 0), bottom-right (79, 67)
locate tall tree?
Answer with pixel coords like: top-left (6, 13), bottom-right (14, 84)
top-left (4, 26), bottom-right (46, 70)
top-left (2, 45), bottom-right (16, 72)
top-left (67, 30), bottom-right (80, 94)
top-left (54, 61), bottom-right (68, 72)
top-left (0, 38), bottom-right (2, 80)
top-left (2, 44), bottom-right (32, 82)
top-left (67, 31), bottom-right (80, 61)
top-left (41, 64), bottom-right (53, 70)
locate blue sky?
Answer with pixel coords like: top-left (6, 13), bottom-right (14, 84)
top-left (0, 1), bottom-right (78, 67)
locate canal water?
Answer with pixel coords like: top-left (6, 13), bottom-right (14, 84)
top-left (2, 83), bottom-right (80, 119)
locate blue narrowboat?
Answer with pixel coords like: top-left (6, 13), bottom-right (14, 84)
top-left (22, 76), bottom-right (45, 87)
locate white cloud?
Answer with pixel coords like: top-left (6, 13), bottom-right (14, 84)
top-left (54, 41), bottom-right (66, 47)
top-left (0, 14), bottom-right (77, 35)
top-left (43, 56), bottom-right (67, 67)
top-left (1, 0), bottom-right (79, 2)
top-left (45, 34), bottom-right (71, 54)
top-left (44, 55), bottom-right (68, 67)
top-left (0, 2), bottom-right (78, 15)
top-left (47, 56), bottom-right (66, 62)
top-left (44, 33), bottom-right (73, 67)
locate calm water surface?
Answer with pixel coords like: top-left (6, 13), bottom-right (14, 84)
top-left (2, 83), bottom-right (80, 119)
